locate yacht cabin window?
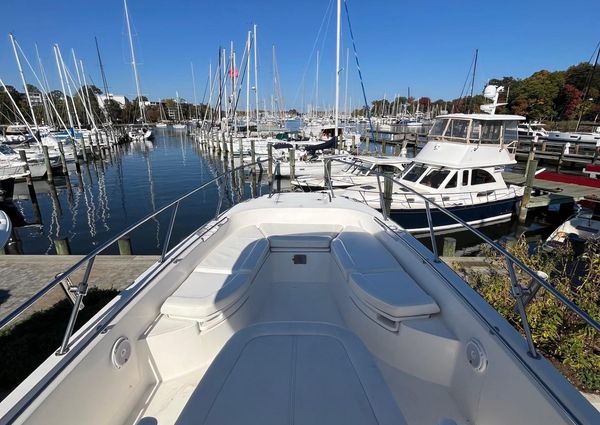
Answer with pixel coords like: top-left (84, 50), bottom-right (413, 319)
top-left (462, 170), bottom-right (469, 186)
top-left (447, 119), bottom-right (469, 140)
top-left (402, 163), bottom-right (428, 182)
top-left (429, 119), bottom-right (448, 137)
top-left (445, 172), bottom-right (458, 188)
top-left (419, 169), bottom-right (451, 189)
top-left (504, 120), bottom-right (519, 142)
top-left (471, 169), bottom-right (496, 185)
top-left (479, 121), bottom-right (503, 143)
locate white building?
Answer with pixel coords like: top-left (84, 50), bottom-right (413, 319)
top-left (96, 94), bottom-right (128, 109)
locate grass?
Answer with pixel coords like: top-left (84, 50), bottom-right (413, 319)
top-left (0, 288), bottom-right (119, 399)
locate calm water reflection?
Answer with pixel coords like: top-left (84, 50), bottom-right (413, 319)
top-left (11, 128), bottom-right (265, 255)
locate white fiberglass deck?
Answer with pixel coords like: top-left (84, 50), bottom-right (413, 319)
top-left (2, 193), bottom-right (598, 425)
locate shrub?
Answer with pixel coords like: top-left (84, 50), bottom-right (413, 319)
top-left (458, 238), bottom-right (600, 392)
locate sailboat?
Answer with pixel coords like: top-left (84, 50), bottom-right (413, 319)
top-left (173, 92), bottom-right (187, 130)
top-left (124, 0), bottom-right (153, 141)
top-left (155, 99), bottom-right (168, 128)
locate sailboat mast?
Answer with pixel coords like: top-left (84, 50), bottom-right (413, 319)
top-left (253, 24), bottom-right (259, 124)
top-left (191, 62), bottom-right (198, 120)
top-left (9, 33), bottom-right (39, 131)
top-left (57, 45), bottom-right (82, 129)
top-left (35, 43), bottom-right (53, 126)
top-left (124, 0), bottom-right (145, 123)
top-left (315, 50), bottom-right (319, 118)
top-left (246, 30), bottom-right (251, 138)
top-left (576, 43), bottom-right (600, 131)
top-left (334, 0), bottom-right (341, 142)
top-left (468, 48), bottom-right (478, 114)
top-left (53, 45), bottom-right (74, 130)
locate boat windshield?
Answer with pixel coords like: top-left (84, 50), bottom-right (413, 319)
top-left (419, 168), bottom-right (451, 189)
top-left (429, 119), bottom-right (448, 136)
top-left (402, 163), bottom-right (428, 182)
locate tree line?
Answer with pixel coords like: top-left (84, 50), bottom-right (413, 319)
top-left (354, 62), bottom-right (600, 124)
top-left (0, 84), bottom-right (211, 127)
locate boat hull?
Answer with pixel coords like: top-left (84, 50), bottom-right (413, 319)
top-left (390, 197), bottom-right (521, 233)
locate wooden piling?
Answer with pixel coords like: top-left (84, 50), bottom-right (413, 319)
top-left (229, 136), bottom-right (235, 170)
top-left (267, 143), bottom-right (273, 183)
top-left (289, 148), bottom-right (296, 181)
top-left (250, 140), bottom-right (256, 175)
top-left (118, 237), bottom-right (133, 255)
top-left (18, 150), bottom-right (42, 224)
top-left (442, 237), bottom-right (457, 257)
top-left (55, 238), bottom-right (71, 255)
top-left (57, 142), bottom-right (68, 175)
top-left (42, 145), bottom-right (54, 183)
top-left (80, 136), bottom-right (88, 162)
top-left (518, 159), bottom-right (538, 224)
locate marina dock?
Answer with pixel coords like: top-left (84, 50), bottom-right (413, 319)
top-left (0, 255), bottom-right (158, 323)
top-left (503, 171), bottom-right (600, 209)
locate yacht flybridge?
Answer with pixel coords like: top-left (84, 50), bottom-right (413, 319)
top-left (0, 166), bottom-right (599, 424)
top-left (342, 85), bottom-right (525, 233)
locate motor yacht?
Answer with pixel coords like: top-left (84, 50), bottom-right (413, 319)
top-left (341, 86), bottom-right (525, 233)
top-left (518, 122), bottom-right (548, 139)
top-left (292, 155), bottom-right (410, 191)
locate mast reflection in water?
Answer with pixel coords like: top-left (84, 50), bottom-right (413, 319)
top-left (10, 128), bottom-right (265, 255)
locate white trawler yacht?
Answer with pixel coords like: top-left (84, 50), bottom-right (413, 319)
top-left (0, 186), bottom-right (598, 425)
top-left (341, 85), bottom-right (525, 233)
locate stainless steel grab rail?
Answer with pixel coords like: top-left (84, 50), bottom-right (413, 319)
top-left (0, 160), bottom-right (267, 354)
top-left (325, 156), bottom-right (600, 359)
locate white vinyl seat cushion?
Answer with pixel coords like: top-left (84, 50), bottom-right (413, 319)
top-left (175, 322), bottom-right (407, 425)
top-left (331, 226), bottom-right (400, 276)
top-left (349, 270), bottom-right (440, 319)
top-left (193, 225), bottom-right (268, 274)
top-left (161, 271), bottom-right (251, 319)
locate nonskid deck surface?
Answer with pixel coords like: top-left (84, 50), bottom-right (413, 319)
top-left (132, 278), bottom-right (467, 425)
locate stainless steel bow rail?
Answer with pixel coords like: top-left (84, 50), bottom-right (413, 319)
top-left (323, 157), bottom-right (600, 359)
top-left (0, 160), bottom-right (266, 355)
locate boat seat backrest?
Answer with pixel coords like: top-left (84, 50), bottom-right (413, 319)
top-left (331, 226), bottom-right (401, 278)
top-left (193, 225), bottom-right (268, 274)
top-left (331, 227), bottom-right (440, 328)
top-left (268, 235), bottom-right (332, 251)
top-left (160, 225), bottom-right (269, 326)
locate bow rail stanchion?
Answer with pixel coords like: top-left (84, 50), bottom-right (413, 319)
top-left (0, 159), bottom-right (268, 355)
top-left (424, 199), bottom-right (439, 262)
top-left (161, 201), bottom-right (180, 263)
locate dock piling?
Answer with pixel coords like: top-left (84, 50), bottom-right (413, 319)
top-left (442, 237), bottom-right (457, 257)
top-left (55, 238), bottom-right (71, 255)
top-left (289, 148), bottom-right (296, 181)
top-left (118, 237), bottom-right (133, 256)
top-left (42, 145), bottom-right (54, 183)
top-left (518, 159), bottom-right (538, 224)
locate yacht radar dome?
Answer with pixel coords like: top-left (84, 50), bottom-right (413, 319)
top-left (480, 85), bottom-right (507, 115)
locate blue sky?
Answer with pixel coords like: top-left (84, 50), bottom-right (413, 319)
top-left (1, 0), bottom-right (599, 111)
